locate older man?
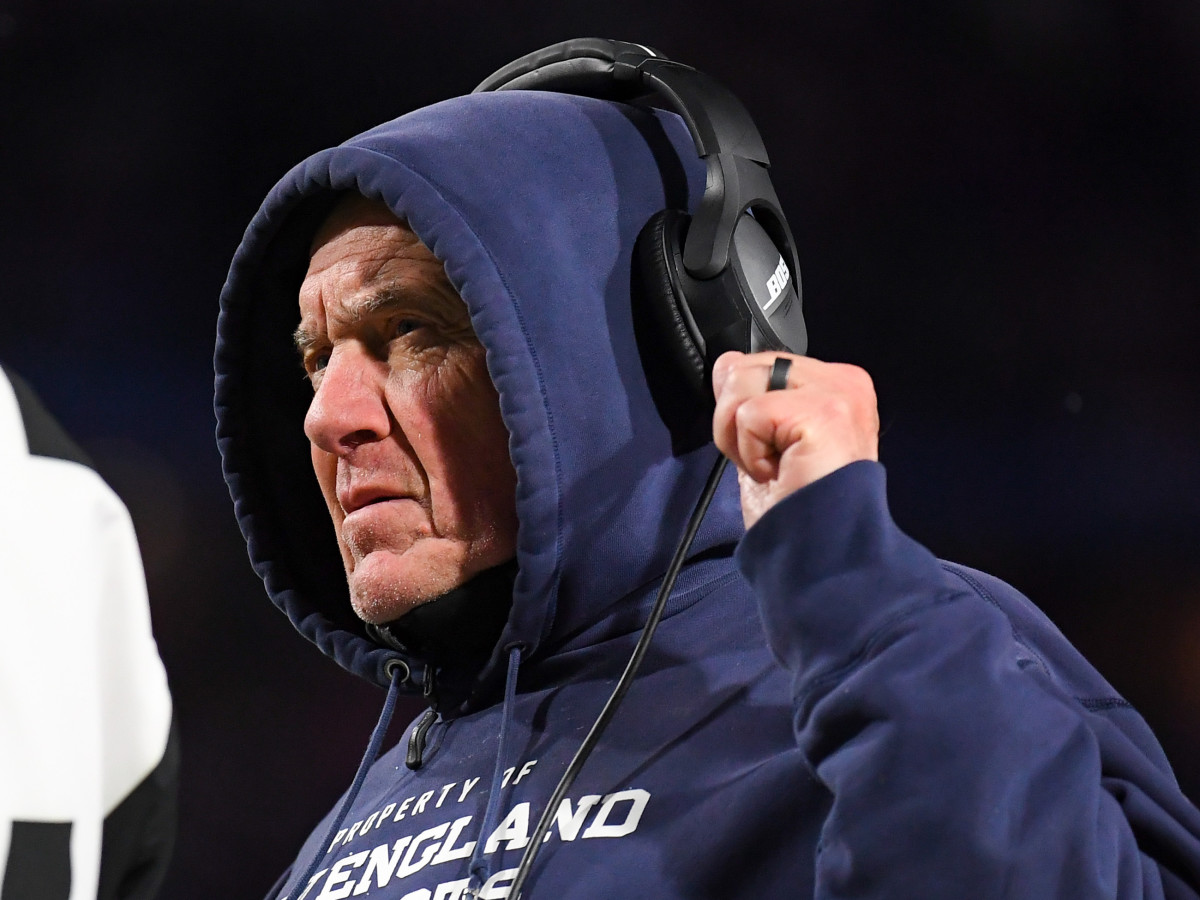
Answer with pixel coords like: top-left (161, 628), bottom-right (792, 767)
top-left (295, 194), bottom-right (520, 624)
top-left (215, 47), bottom-right (1200, 900)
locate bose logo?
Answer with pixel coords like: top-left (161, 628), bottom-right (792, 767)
top-left (765, 256), bottom-right (790, 310)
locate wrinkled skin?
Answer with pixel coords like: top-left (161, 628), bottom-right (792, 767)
top-left (296, 196), bottom-right (518, 623)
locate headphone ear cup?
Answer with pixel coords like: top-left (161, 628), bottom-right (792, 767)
top-left (633, 209), bottom-right (708, 400)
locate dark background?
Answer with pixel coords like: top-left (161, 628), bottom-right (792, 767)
top-left (2, 1), bottom-right (1198, 895)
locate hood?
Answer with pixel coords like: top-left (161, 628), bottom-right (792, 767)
top-left (214, 89), bottom-right (745, 705)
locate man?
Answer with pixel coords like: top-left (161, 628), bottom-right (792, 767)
top-left (215, 63), bottom-right (1200, 899)
top-left (296, 193), bottom-right (520, 624)
top-left (0, 366), bottom-right (176, 899)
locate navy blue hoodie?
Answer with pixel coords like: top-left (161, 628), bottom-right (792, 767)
top-left (215, 89), bottom-right (1200, 898)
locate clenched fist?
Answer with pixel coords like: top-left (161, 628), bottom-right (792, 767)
top-left (711, 351), bottom-right (880, 529)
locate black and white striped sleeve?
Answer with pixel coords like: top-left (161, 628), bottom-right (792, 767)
top-left (0, 366), bottom-right (176, 900)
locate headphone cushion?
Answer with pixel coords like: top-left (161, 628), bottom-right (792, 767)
top-left (633, 209), bottom-right (708, 399)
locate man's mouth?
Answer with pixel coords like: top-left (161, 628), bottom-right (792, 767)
top-left (339, 485), bottom-right (411, 515)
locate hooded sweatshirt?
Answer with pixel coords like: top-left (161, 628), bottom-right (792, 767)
top-left (215, 89), bottom-right (1200, 899)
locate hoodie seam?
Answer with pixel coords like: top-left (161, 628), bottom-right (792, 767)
top-left (941, 563), bottom-right (1052, 680)
top-left (943, 568), bottom-right (1131, 714)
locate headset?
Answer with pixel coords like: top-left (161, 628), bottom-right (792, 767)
top-left (472, 40), bottom-right (808, 897)
top-left (475, 38), bottom-right (807, 400)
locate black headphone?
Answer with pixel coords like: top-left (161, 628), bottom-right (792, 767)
top-left (475, 38), bottom-right (807, 401)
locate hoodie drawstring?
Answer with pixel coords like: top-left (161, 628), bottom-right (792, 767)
top-left (468, 644), bottom-right (524, 892)
top-left (288, 660), bottom-right (406, 899)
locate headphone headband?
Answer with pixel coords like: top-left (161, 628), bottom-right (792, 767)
top-left (473, 38), bottom-right (660, 94)
top-left (476, 40), bottom-right (786, 280)
top-left (474, 40), bottom-right (768, 163)
top-left (475, 38), bottom-right (807, 372)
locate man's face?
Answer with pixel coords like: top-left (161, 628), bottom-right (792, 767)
top-left (296, 195), bottom-right (518, 624)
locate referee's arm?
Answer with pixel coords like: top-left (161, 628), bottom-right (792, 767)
top-left (0, 366), bottom-right (177, 900)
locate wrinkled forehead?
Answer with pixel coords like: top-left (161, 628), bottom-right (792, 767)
top-left (296, 192), bottom-right (474, 341)
top-left (304, 194), bottom-right (425, 295)
top-left (309, 193), bottom-right (409, 256)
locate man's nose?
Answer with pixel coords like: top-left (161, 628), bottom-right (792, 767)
top-left (303, 346), bottom-right (390, 454)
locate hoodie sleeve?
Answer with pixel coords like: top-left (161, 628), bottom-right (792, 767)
top-left (736, 460), bottom-right (1200, 899)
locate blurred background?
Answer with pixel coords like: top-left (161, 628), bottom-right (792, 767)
top-left (1, 0), bottom-right (1197, 894)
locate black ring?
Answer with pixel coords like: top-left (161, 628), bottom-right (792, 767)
top-left (768, 356), bottom-right (792, 392)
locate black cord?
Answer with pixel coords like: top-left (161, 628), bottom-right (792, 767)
top-left (506, 452), bottom-right (730, 899)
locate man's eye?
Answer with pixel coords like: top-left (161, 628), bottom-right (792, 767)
top-left (308, 352), bottom-right (330, 374)
top-left (392, 318), bottom-right (423, 338)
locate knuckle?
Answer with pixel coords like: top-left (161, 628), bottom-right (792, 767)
top-left (820, 392), bottom-right (856, 423)
top-left (832, 362), bottom-right (875, 393)
top-left (710, 352), bottom-right (736, 387)
top-left (721, 368), bottom-right (757, 403)
top-left (733, 405), bottom-right (751, 433)
top-left (734, 397), bottom-right (761, 429)
top-left (829, 363), bottom-right (877, 411)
